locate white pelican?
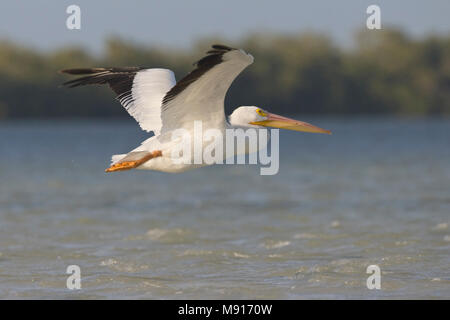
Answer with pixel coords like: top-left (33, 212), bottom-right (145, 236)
top-left (61, 44), bottom-right (330, 173)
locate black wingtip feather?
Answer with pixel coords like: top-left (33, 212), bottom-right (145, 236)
top-left (163, 44), bottom-right (237, 105)
top-left (59, 68), bottom-right (108, 75)
top-left (59, 67), bottom-right (145, 96)
top-left (211, 44), bottom-right (235, 51)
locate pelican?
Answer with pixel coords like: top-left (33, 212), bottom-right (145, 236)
top-left (61, 44), bottom-right (330, 173)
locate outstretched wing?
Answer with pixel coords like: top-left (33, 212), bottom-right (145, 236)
top-left (61, 67), bottom-right (176, 135)
top-left (60, 45), bottom-right (253, 137)
top-left (159, 45), bottom-right (254, 135)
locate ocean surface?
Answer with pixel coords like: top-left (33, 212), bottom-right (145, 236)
top-left (0, 117), bottom-right (449, 299)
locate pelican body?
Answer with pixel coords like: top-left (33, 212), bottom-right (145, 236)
top-left (61, 45), bottom-right (330, 173)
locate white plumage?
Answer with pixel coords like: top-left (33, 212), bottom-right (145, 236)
top-left (62, 45), bottom-right (330, 173)
top-left (121, 68), bottom-right (176, 135)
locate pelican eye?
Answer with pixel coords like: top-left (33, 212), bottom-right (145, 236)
top-left (256, 109), bottom-right (267, 117)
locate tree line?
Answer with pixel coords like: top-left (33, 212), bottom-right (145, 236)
top-left (0, 28), bottom-right (449, 119)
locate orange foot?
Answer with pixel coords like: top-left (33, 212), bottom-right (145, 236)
top-left (105, 150), bottom-right (162, 173)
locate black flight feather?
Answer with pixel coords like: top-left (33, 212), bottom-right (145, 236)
top-left (161, 44), bottom-right (236, 106)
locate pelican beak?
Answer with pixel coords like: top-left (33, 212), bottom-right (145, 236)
top-left (250, 112), bottom-right (331, 134)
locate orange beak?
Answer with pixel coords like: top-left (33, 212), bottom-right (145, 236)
top-left (250, 112), bottom-right (331, 134)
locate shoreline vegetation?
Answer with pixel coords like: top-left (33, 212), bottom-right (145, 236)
top-left (0, 28), bottom-right (449, 119)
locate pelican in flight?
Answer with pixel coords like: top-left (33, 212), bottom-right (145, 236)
top-left (61, 44), bottom-right (330, 173)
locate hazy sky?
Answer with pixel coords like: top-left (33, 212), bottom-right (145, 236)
top-left (1, 0), bottom-right (449, 53)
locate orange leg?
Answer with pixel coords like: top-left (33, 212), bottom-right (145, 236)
top-left (105, 150), bottom-right (162, 173)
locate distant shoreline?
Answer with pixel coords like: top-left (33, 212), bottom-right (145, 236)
top-left (1, 28), bottom-right (449, 119)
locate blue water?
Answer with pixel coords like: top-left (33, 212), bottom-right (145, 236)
top-left (0, 117), bottom-right (449, 299)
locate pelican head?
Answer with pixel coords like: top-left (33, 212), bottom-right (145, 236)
top-left (229, 106), bottom-right (331, 134)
